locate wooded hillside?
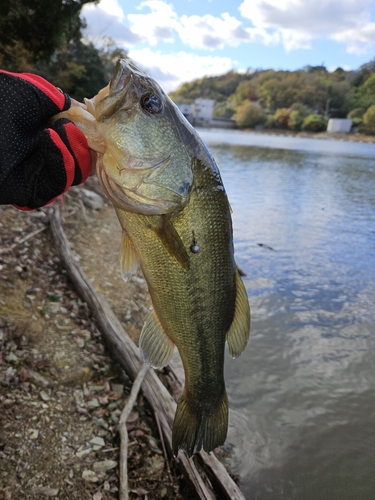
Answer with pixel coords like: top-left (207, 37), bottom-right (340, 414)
top-left (169, 62), bottom-right (375, 133)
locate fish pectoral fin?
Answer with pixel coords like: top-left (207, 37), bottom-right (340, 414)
top-left (140, 309), bottom-right (175, 368)
top-left (153, 216), bottom-right (190, 270)
top-left (226, 271), bottom-right (251, 358)
top-left (120, 230), bottom-right (140, 281)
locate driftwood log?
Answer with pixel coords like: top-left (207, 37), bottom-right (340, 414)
top-left (49, 204), bottom-right (245, 500)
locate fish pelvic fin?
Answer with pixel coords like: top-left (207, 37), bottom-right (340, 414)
top-left (226, 270), bottom-right (251, 358)
top-left (172, 389), bottom-right (228, 457)
top-left (140, 309), bottom-right (175, 368)
top-left (120, 230), bottom-right (140, 281)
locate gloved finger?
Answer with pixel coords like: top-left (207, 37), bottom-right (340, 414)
top-left (5, 120), bottom-right (91, 210)
top-left (52, 118), bottom-right (92, 186)
top-left (0, 70), bottom-right (70, 127)
top-left (4, 128), bottom-right (75, 210)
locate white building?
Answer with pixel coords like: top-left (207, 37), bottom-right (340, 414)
top-left (192, 99), bottom-right (216, 122)
top-left (176, 98), bottom-right (227, 127)
top-left (327, 118), bottom-right (353, 133)
top-left (177, 103), bottom-right (193, 119)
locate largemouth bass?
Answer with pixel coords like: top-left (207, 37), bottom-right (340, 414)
top-left (59, 60), bottom-right (250, 456)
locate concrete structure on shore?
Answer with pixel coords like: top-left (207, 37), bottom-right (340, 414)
top-left (327, 118), bottom-right (353, 133)
top-left (209, 117), bottom-right (236, 129)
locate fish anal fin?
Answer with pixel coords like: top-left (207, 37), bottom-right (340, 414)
top-left (153, 216), bottom-right (190, 270)
top-left (120, 230), bottom-right (140, 281)
top-left (140, 309), bottom-right (175, 368)
top-left (226, 271), bottom-right (251, 358)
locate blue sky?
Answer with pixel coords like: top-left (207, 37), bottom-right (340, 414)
top-left (81, 0), bottom-right (375, 92)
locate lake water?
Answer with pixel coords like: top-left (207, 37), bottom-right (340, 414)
top-left (197, 129), bottom-right (375, 500)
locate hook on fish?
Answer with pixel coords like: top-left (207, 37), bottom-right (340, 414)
top-left (190, 231), bottom-right (200, 254)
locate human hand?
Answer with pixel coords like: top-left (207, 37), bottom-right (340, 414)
top-left (0, 70), bottom-right (95, 210)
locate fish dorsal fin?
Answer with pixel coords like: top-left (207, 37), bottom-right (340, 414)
top-left (140, 309), bottom-right (175, 368)
top-left (120, 230), bottom-right (140, 281)
top-left (153, 216), bottom-right (190, 270)
top-left (226, 271), bottom-right (251, 358)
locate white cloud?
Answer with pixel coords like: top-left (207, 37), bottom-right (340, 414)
top-left (83, 0), bottom-right (375, 56)
top-left (178, 12), bottom-right (279, 49)
top-left (82, 0), bottom-right (141, 45)
top-left (95, 0), bottom-right (125, 20)
top-left (239, 0), bottom-right (371, 33)
top-left (239, 0), bottom-right (375, 52)
top-left (331, 22), bottom-right (375, 55)
top-left (127, 1), bottom-right (180, 45)
top-left (128, 48), bottom-right (236, 92)
top-left (126, 1), bottom-right (278, 50)
top-left (81, 0), bottom-right (375, 81)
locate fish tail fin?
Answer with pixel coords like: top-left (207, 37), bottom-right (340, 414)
top-left (172, 389), bottom-right (228, 457)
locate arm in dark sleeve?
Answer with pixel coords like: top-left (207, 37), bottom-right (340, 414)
top-left (0, 71), bottom-right (92, 210)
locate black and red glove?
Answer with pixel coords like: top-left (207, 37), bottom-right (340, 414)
top-left (0, 70), bottom-right (92, 210)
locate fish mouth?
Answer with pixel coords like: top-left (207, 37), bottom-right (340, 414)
top-left (95, 60), bottom-right (142, 121)
top-left (110, 59), bottom-right (149, 94)
top-left (110, 59), bottom-right (132, 94)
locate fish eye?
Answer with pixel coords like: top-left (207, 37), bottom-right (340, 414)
top-left (141, 93), bottom-right (162, 114)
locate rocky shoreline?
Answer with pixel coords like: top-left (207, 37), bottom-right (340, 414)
top-left (0, 180), bottom-right (189, 500)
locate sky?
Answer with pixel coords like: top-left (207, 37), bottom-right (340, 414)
top-left (81, 0), bottom-right (375, 92)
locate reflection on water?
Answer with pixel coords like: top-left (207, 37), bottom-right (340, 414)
top-left (200, 130), bottom-right (375, 499)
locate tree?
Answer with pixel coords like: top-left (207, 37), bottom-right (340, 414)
top-left (0, 0), bottom-right (97, 69)
top-left (214, 100), bottom-right (236, 118)
top-left (234, 101), bottom-right (266, 128)
top-left (327, 81), bottom-right (353, 117)
top-left (34, 40), bottom-right (109, 101)
top-left (347, 108), bottom-right (365, 127)
top-left (215, 71), bottom-right (249, 97)
top-left (276, 108), bottom-right (294, 128)
top-left (257, 70), bottom-right (328, 112)
top-left (257, 72), bottom-right (283, 110)
top-left (288, 103), bottom-right (311, 130)
top-left (232, 80), bottom-right (258, 107)
top-left (169, 71), bottom-right (249, 104)
top-left (301, 114), bottom-right (327, 132)
top-left (351, 58), bottom-right (375, 87)
top-left (359, 104), bottom-right (375, 134)
top-left (304, 64), bottom-right (328, 73)
top-left (352, 74), bottom-right (375, 111)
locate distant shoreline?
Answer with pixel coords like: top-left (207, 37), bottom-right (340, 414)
top-left (235, 128), bottom-right (375, 144)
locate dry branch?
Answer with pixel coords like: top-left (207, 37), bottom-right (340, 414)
top-left (119, 363), bottom-right (149, 500)
top-left (49, 204), bottom-right (245, 500)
